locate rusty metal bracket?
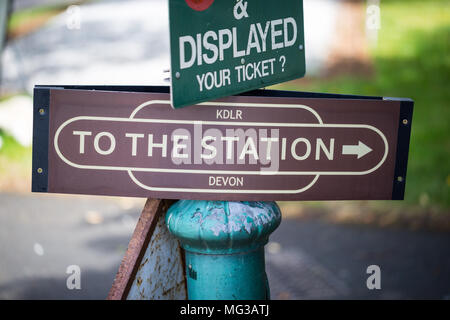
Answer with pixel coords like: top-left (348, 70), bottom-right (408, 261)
top-left (107, 198), bottom-right (186, 300)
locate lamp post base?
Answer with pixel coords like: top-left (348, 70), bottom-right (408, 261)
top-left (166, 200), bottom-right (281, 300)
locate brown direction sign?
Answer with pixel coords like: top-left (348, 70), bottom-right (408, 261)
top-left (32, 86), bottom-right (413, 201)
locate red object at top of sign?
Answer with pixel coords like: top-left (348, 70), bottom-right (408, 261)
top-left (185, 0), bottom-right (214, 11)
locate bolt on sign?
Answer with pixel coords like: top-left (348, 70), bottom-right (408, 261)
top-left (32, 86), bottom-right (413, 201)
top-left (169, 0), bottom-right (305, 108)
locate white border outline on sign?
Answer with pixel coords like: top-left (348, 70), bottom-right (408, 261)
top-left (53, 100), bottom-right (389, 194)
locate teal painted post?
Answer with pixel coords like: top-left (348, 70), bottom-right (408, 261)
top-left (165, 200), bottom-right (281, 300)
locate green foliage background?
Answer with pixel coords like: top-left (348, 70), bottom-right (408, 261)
top-left (275, 0), bottom-right (450, 211)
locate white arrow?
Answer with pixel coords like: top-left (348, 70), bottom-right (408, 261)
top-left (342, 141), bottom-right (373, 159)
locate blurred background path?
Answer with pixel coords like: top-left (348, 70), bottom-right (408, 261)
top-left (0, 0), bottom-right (448, 299)
top-left (0, 193), bottom-right (448, 299)
top-left (0, 0), bottom-right (341, 94)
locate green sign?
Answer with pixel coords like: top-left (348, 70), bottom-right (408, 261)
top-left (169, 0), bottom-right (305, 108)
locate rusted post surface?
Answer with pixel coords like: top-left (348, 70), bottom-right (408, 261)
top-left (107, 198), bottom-right (185, 300)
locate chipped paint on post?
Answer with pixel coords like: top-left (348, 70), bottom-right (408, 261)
top-left (167, 201), bottom-right (281, 254)
top-left (192, 201), bottom-right (281, 236)
top-left (166, 200), bottom-right (281, 299)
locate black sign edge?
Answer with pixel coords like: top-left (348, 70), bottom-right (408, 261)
top-left (34, 85), bottom-right (382, 101)
top-left (390, 98), bottom-right (414, 200)
top-left (32, 88), bottom-right (50, 193)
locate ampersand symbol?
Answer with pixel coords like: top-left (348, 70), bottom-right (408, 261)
top-left (233, 0), bottom-right (249, 20)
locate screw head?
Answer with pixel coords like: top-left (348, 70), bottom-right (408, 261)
top-left (397, 176), bottom-right (403, 182)
top-left (175, 72), bottom-right (181, 79)
top-left (37, 168), bottom-right (43, 174)
top-left (402, 119), bottom-right (408, 125)
top-left (241, 58), bottom-right (245, 64)
top-left (39, 108), bottom-right (45, 115)
top-left (299, 44), bottom-right (304, 50)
